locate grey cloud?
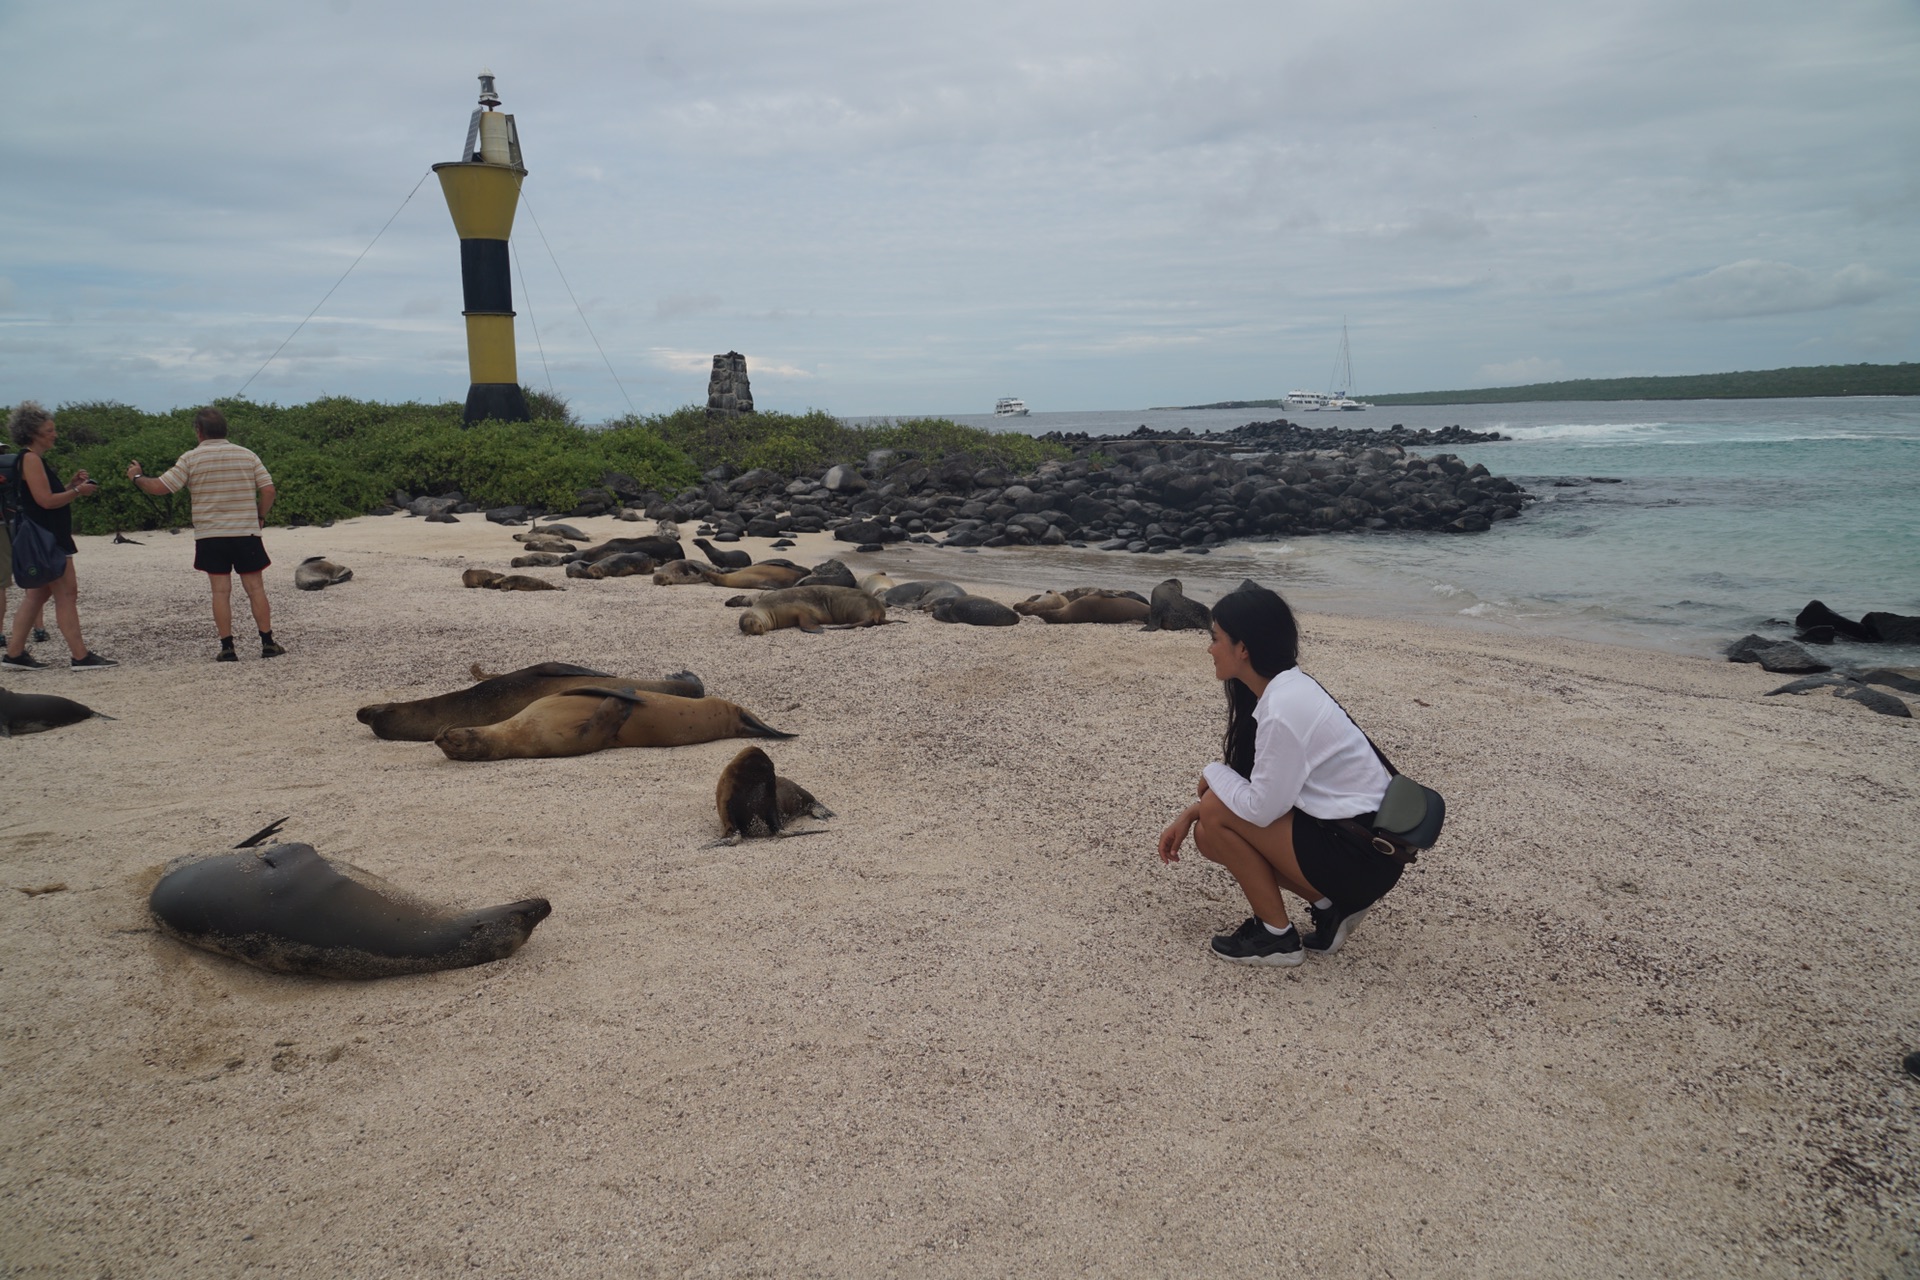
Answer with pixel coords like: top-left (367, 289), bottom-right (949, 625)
top-left (1666, 260), bottom-right (1895, 320)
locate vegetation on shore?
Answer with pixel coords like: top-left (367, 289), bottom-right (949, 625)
top-left (1168, 362), bottom-right (1919, 409)
top-left (21, 396), bottom-right (1064, 536)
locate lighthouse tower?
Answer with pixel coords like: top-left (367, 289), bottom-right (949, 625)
top-left (433, 72), bottom-right (530, 425)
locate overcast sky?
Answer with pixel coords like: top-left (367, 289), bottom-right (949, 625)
top-left (4, 0), bottom-right (1915, 420)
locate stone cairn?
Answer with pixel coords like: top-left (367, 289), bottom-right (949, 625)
top-left (707, 352), bottom-right (754, 417)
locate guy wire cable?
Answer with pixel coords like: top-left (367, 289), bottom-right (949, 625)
top-left (510, 236), bottom-right (554, 395)
top-left (518, 193), bottom-right (638, 417)
top-left (234, 169), bottom-right (434, 400)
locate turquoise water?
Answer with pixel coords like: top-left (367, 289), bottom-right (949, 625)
top-left (921, 398), bottom-right (1920, 660)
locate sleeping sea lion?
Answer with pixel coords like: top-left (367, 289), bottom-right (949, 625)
top-left (356, 661), bottom-right (706, 741)
top-left (530, 522), bottom-right (590, 541)
top-left (932, 595), bottom-right (1020, 627)
top-left (1145, 578), bottom-right (1212, 632)
top-left (462, 570), bottom-right (560, 591)
top-left (514, 536), bottom-right (577, 554)
top-left (433, 688), bottom-right (795, 761)
top-left (739, 585), bottom-right (890, 635)
top-left (715, 746), bottom-right (834, 843)
top-left (1, 687), bottom-right (116, 737)
top-left (149, 843), bottom-right (549, 979)
top-left (512, 552), bottom-right (568, 568)
top-left (571, 536), bottom-right (685, 565)
top-left (694, 538), bottom-right (752, 570)
top-left (292, 556), bottom-right (353, 591)
top-left (1019, 591), bottom-right (1150, 624)
top-left (577, 552), bottom-right (656, 579)
top-left (858, 572), bottom-right (896, 598)
top-left (884, 581), bottom-right (966, 610)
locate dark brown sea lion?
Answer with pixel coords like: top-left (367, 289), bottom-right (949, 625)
top-left (462, 570), bottom-right (560, 591)
top-left (433, 688), bottom-right (795, 760)
top-left (356, 661), bottom-right (705, 741)
top-left (513, 536), bottom-right (577, 554)
top-left (884, 581), bottom-right (965, 609)
top-left (571, 536), bottom-right (685, 565)
top-left (1, 687), bottom-right (115, 737)
top-left (932, 596), bottom-right (1019, 627)
top-left (149, 843), bottom-right (550, 979)
top-left (513, 552), bottom-right (568, 568)
top-left (292, 556), bottom-right (353, 591)
top-left (694, 537), bottom-right (752, 570)
top-left (569, 552), bottom-right (656, 579)
top-left (715, 746), bottom-right (834, 843)
top-left (739, 585), bottom-right (891, 635)
top-left (1146, 578), bottom-right (1212, 632)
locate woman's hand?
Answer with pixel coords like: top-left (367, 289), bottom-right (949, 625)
top-left (1157, 803), bottom-right (1199, 864)
top-left (73, 479), bottom-right (98, 497)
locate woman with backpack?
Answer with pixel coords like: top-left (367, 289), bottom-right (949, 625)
top-left (1156, 584), bottom-right (1404, 966)
top-left (3, 402), bottom-right (116, 670)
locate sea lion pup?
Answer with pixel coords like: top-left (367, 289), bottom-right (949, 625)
top-left (433, 688), bottom-right (795, 761)
top-left (1145, 578), bottom-right (1212, 632)
top-left (292, 556), bottom-right (353, 591)
top-left (693, 537), bottom-right (752, 570)
top-left (714, 746), bottom-right (834, 844)
top-left (149, 843), bottom-right (550, 979)
top-left (738, 585), bottom-right (891, 635)
top-left (462, 569), bottom-right (504, 588)
top-left (571, 536), bottom-right (685, 566)
top-left (513, 552), bottom-right (569, 568)
top-left (883, 580), bottom-right (966, 609)
top-left (0, 687), bottom-right (116, 737)
top-left (491, 574), bottom-right (559, 591)
top-left (356, 661), bottom-right (706, 741)
top-left (931, 595), bottom-right (1020, 627)
top-left (857, 572), bottom-right (895, 598)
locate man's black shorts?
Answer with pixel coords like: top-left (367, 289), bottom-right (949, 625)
top-left (194, 535), bottom-right (271, 576)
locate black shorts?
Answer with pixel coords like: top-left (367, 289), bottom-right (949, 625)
top-left (1293, 810), bottom-right (1404, 911)
top-left (194, 535), bottom-right (271, 576)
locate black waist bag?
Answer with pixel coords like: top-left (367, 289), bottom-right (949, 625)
top-left (1318, 678), bottom-right (1447, 864)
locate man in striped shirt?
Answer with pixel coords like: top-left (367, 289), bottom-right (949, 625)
top-left (127, 407), bottom-right (284, 662)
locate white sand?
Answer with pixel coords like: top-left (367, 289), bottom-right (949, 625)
top-left (2, 517), bottom-right (1916, 1277)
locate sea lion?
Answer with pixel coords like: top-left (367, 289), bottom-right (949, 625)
top-left (884, 580), bottom-right (966, 610)
top-left (572, 536), bottom-right (685, 566)
top-left (434, 688), bottom-right (795, 761)
top-left (694, 537), bottom-right (752, 570)
top-left (652, 559), bottom-right (718, 585)
top-left (1146, 578), bottom-right (1212, 632)
top-left (149, 843), bottom-right (550, 979)
top-left (1019, 591), bottom-right (1151, 624)
top-left (653, 520), bottom-right (681, 542)
top-left (530, 522), bottom-right (591, 541)
top-left (715, 746), bottom-right (834, 843)
top-left (739, 585), bottom-right (891, 635)
top-left (515, 537), bottom-right (577, 555)
top-left (858, 572), bottom-right (896, 598)
top-left (356, 661), bottom-right (706, 741)
top-left (462, 570), bottom-right (560, 591)
top-left (796, 559), bottom-right (856, 589)
top-left (292, 556), bottom-right (353, 591)
top-left (652, 560), bottom-right (810, 589)
top-left (932, 596), bottom-right (1020, 627)
top-left (582, 552), bottom-right (657, 579)
top-left (513, 552), bottom-right (568, 568)
top-left (0, 687), bottom-right (115, 737)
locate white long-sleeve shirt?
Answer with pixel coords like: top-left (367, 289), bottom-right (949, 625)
top-left (1201, 668), bottom-right (1391, 827)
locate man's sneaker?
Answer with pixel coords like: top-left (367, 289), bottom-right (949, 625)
top-left (1, 651), bottom-right (48, 671)
top-left (1209, 917), bottom-right (1306, 967)
top-left (1303, 901), bottom-right (1371, 955)
top-left (260, 640), bottom-right (287, 658)
top-left (216, 647), bottom-right (239, 663)
top-left (70, 652), bottom-right (119, 670)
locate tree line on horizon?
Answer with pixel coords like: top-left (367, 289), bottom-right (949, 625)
top-left (1173, 361), bottom-right (1919, 409)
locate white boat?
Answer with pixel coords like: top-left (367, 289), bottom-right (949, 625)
top-left (1284, 390), bottom-right (1329, 412)
top-left (993, 397), bottom-right (1029, 417)
top-left (1324, 323), bottom-right (1372, 410)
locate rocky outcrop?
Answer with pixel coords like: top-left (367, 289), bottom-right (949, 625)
top-left (707, 352), bottom-right (754, 417)
top-left (1727, 634), bottom-right (1831, 674)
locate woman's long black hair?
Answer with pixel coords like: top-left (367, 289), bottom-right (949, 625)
top-left (1211, 585), bottom-right (1300, 778)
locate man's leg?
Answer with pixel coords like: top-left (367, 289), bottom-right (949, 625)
top-left (208, 573), bottom-right (236, 660)
top-left (238, 571), bottom-right (273, 636)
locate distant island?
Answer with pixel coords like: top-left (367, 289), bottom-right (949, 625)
top-left (1162, 361), bottom-right (1920, 409)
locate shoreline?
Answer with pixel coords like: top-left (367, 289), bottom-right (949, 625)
top-left (3, 518), bottom-right (1917, 1276)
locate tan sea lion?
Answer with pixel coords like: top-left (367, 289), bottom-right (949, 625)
top-left (714, 746), bottom-right (835, 843)
top-left (525, 523), bottom-right (590, 542)
top-left (739, 585), bottom-right (890, 635)
top-left (1022, 592), bottom-right (1151, 624)
top-left (356, 661), bottom-right (705, 741)
top-left (463, 570), bottom-right (560, 591)
top-left (462, 569), bottom-right (502, 588)
top-left (857, 572), bottom-right (896, 598)
top-left (292, 556), bottom-right (353, 591)
top-left (434, 688), bottom-right (795, 761)
top-left (150, 843), bottom-right (550, 979)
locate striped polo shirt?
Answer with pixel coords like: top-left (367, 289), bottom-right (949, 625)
top-left (155, 440), bottom-right (274, 539)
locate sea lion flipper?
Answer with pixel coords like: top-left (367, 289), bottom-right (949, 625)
top-left (470, 663), bottom-right (498, 681)
top-left (233, 817), bottom-right (291, 849)
top-left (553, 686), bottom-right (648, 706)
top-left (575, 694), bottom-right (637, 746)
top-left (734, 710), bottom-right (797, 740)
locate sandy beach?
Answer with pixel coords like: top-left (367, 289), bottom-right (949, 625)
top-left (2, 515), bottom-right (1916, 1278)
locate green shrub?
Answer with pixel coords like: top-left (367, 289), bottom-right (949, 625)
top-left (615, 407), bottom-right (1067, 475)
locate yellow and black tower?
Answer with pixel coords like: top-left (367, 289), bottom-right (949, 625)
top-left (433, 72), bottom-right (530, 425)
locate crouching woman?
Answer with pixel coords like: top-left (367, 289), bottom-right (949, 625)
top-left (1157, 585), bottom-right (1406, 966)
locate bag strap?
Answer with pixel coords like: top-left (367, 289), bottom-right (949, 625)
top-left (1308, 673), bottom-right (1419, 865)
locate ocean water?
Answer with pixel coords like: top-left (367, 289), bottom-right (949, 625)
top-left (880, 398), bottom-right (1920, 662)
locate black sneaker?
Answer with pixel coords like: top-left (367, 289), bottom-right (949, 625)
top-left (1302, 901), bottom-right (1371, 955)
top-left (32, 627), bottom-right (50, 643)
top-left (70, 652), bottom-right (119, 670)
top-left (1209, 917), bottom-right (1306, 967)
top-left (216, 647), bottom-right (239, 663)
top-left (1, 650), bottom-right (48, 671)
top-left (260, 640), bottom-right (286, 658)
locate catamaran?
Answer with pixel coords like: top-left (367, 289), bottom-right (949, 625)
top-left (1286, 325), bottom-right (1372, 411)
